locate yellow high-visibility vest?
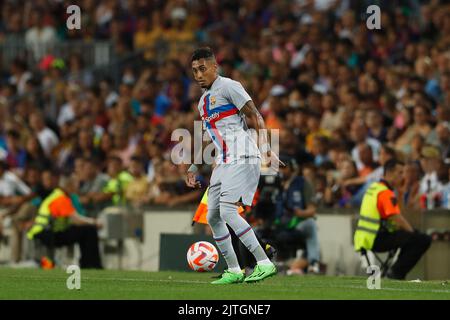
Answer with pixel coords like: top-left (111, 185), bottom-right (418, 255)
top-left (353, 182), bottom-right (388, 251)
top-left (27, 188), bottom-right (66, 240)
top-left (103, 171), bottom-right (134, 205)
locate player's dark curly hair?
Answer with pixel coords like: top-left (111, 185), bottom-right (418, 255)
top-left (191, 47), bottom-right (215, 62)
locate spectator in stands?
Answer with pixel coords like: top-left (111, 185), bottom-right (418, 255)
top-left (8, 58), bottom-right (32, 96)
top-left (442, 164), bottom-right (450, 209)
top-left (0, 160), bottom-right (35, 257)
top-left (28, 111), bottom-right (59, 157)
top-left (72, 156), bottom-right (108, 218)
top-left (350, 120), bottom-right (381, 171)
top-left (396, 105), bottom-right (433, 156)
top-left (23, 136), bottom-right (51, 170)
top-left (25, 8), bottom-right (57, 61)
top-left (101, 156), bottom-right (133, 205)
top-left (366, 108), bottom-right (387, 143)
top-left (3, 129), bottom-right (26, 174)
top-left (432, 121), bottom-right (450, 161)
top-left (311, 136), bottom-right (330, 167)
top-left (57, 84), bottom-right (82, 127)
top-left (419, 145), bottom-right (444, 208)
top-left (325, 159), bottom-right (362, 208)
top-left (400, 161), bottom-right (423, 210)
top-left (124, 156), bottom-right (150, 208)
top-left (357, 143), bottom-right (377, 178)
top-left (9, 164), bottom-right (42, 263)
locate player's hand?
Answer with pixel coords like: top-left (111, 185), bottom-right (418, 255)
top-left (186, 172), bottom-right (201, 188)
top-left (266, 151), bottom-right (286, 169)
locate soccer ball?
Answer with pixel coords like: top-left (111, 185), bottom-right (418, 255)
top-left (187, 241), bottom-right (219, 272)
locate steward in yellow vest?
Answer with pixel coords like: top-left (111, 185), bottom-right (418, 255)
top-left (353, 159), bottom-right (431, 280)
top-left (27, 169), bottom-right (102, 269)
top-left (95, 156), bottom-right (134, 206)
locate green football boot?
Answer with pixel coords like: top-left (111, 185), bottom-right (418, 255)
top-left (211, 270), bottom-right (245, 284)
top-left (244, 264), bottom-right (277, 283)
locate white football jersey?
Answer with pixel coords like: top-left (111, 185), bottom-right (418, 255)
top-left (197, 76), bottom-right (260, 164)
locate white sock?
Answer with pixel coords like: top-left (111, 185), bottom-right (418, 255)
top-left (257, 259), bottom-right (273, 266)
top-left (228, 267), bottom-right (242, 274)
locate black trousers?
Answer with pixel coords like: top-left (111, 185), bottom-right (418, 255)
top-left (372, 230), bottom-right (431, 279)
top-left (36, 225), bottom-right (102, 269)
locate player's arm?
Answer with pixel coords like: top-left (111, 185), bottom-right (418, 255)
top-left (241, 101), bottom-right (285, 167)
top-left (186, 111), bottom-right (205, 189)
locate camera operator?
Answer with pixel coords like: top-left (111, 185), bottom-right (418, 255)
top-left (254, 156), bottom-right (322, 274)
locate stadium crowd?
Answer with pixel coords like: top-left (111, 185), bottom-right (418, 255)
top-left (0, 0), bottom-right (450, 266)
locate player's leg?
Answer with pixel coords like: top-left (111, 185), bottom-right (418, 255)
top-left (219, 158), bottom-right (276, 282)
top-left (229, 224), bottom-right (276, 273)
top-left (206, 177), bottom-right (244, 284)
top-left (219, 201), bottom-right (276, 282)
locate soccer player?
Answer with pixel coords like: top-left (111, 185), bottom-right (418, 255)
top-left (186, 47), bottom-right (284, 284)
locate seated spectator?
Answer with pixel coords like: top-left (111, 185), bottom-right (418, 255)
top-left (430, 121), bottom-right (450, 162)
top-left (396, 105), bottom-right (433, 156)
top-left (441, 165), bottom-right (450, 209)
top-left (3, 129), bottom-right (26, 174)
top-left (350, 120), bottom-right (381, 171)
top-left (320, 92), bottom-right (341, 132)
top-left (28, 111), bottom-right (59, 157)
top-left (366, 109), bottom-right (388, 143)
top-left (305, 111), bottom-right (330, 153)
top-left (400, 161), bottom-right (423, 210)
top-left (124, 156), bottom-right (150, 208)
top-left (0, 160), bottom-right (35, 260)
top-left (24, 137), bottom-right (52, 170)
top-left (325, 159), bottom-right (362, 208)
top-left (311, 136), bottom-right (330, 167)
top-left (344, 144), bottom-right (397, 207)
top-left (9, 164), bottom-right (43, 263)
top-left (357, 143), bottom-right (377, 178)
top-left (100, 156), bottom-right (134, 206)
top-left (419, 145), bottom-right (444, 209)
top-left (152, 161), bottom-right (203, 207)
top-left (410, 133), bottom-right (425, 161)
top-left (77, 156), bottom-right (109, 217)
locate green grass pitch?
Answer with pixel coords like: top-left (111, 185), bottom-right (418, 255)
top-left (0, 268), bottom-right (448, 300)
